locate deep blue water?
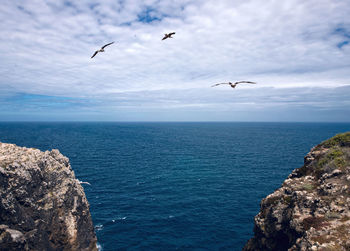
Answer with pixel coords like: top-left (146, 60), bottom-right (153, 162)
top-left (0, 122), bottom-right (349, 250)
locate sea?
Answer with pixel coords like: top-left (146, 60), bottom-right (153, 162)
top-left (0, 122), bottom-right (349, 250)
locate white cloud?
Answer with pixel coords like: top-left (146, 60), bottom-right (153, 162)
top-left (0, 0), bottom-right (349, 120)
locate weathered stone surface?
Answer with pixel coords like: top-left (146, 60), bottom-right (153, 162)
top-left (0, 142), bottom-right (97, 251)
top-left (243, 132), bottom-right (350, 251)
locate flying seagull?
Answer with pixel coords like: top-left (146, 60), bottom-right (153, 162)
top-left (91, 42), bottom-right (114, 58)
top-left (162, 32), bottom-right (175, 40)
top-left (211, 81), bottom-right (257, 89)
top-left (77, 179), bottom-right (91, 185)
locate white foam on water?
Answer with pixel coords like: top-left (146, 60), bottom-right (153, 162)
top-left (95, 224), bottom-right (103, 231)
top-left (112, 216), bottom-right (127, 223)
top-left (97, 243), bottom-right (103, 251)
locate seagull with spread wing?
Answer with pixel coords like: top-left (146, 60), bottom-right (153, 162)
top-left (162, 32), bottom-right (175, 40)
top-left (91, 42), bottom-right (114, 58)
top-left (77, 179), bottom-right (91, 185)
top-left (211, 81), bottom-right (257, 89)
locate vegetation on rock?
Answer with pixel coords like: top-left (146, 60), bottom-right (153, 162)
top-left (243, 132), bottom-right (350, 251)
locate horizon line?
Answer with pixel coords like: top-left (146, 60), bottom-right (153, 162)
top-left (0, 121), bottom-right (350, 123)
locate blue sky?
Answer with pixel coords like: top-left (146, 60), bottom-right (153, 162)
top-left (0, 0), bottom-right (349, 121)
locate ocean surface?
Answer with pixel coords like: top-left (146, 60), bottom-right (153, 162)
top-left (0, 122), bottom-right (349, 250)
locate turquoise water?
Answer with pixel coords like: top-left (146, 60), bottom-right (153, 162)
top-left (0, 122), bottom-right (349, 250)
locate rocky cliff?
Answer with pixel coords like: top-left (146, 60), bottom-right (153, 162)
top-left (243, 132), bottom-right (350, 251)
top-left (0, 142), bottom-right (97, 251)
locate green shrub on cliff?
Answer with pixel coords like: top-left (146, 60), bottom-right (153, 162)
top-left (317, 148), bottom-right (346, 168)
top-left (298, 132), bottom-right (350, 178)
top-left (320, 132), bottom-right (350, 148)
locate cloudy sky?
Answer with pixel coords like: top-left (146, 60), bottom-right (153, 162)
top-left (0, 0), bottom-right (349, 121)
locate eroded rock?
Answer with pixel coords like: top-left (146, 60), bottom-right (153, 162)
top-left (0, 142), bottom-right (97, 251)
top-left (243, 132), bottom-right (350, 251)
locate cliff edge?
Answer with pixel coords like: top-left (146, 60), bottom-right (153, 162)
top-left (0, 142), bottom-right (97, 250)
top-left (243, 132), bottom-right (350, 251)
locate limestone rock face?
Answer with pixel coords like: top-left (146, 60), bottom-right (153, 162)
top-left (243, 132), bottom-right (350, 251)
top-left (0, 142), bottom-right (97, 251)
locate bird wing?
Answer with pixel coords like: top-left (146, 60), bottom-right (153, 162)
top-left (235, 81), bottom-right (257, 84)
top-left (101, 42), bottom-right (114, 49)
top-left (169, 32), bottom-right (175, 35)
top-left (211, 83), bottom-right (228, 87)
top-left (91, 51), bottom-right (98, 58)
top-left (162, 34), bottom-right (168, 40)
